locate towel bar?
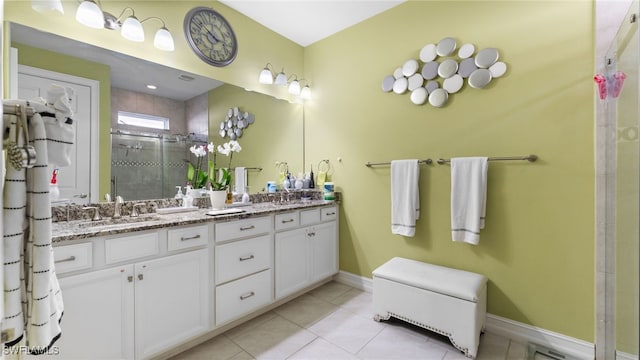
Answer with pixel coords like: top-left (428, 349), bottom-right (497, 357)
top-left (437, 155), bottom-right (537, 164)
top-left (365, 159), bottom-right (432, 167)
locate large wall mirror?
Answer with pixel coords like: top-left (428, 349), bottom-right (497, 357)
top-left (9, 23), bottom-right (304, 203)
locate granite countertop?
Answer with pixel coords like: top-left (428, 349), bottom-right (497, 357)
top-left (52, 199), bottom-right (336, 243)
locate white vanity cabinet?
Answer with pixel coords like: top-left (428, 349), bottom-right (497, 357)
top-left (214, 216), bottom-right (273, 326)
top-left (54, 263), bottom-right (135, 360)
top-left (52, 225), bottom-right (211, 360)
top-left (275, 206), bottom-right (339, 300)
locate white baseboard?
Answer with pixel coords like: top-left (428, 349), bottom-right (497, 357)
top-left (485, 314), bottom-right (594, 360)
top-left (335, 270), bottom-right (595, 360)
top-left (334, 270), bottom-right (373, 292)
top-left (617, 350), bottom-right (639, 360)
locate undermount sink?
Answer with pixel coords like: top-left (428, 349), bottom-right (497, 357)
top-left (79, 215), bottom-right (161, 228)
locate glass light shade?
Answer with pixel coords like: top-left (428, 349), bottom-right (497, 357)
top-left (121, 16), bottom-right (144, 42)
top-left (288, 80), bottom-right (301, 95)
top-left (154, 27), bottom-right (175, 51)
top-left (259, 68), bottom-right (274, 84)
top-left (75, 0), bottom-right (104, 29)
top-left (274, 71), bottom-right (287, 86)
top-left (300, 85), bottom-right (311, 100)
top-left (32, 0), bottom-right (64, 13)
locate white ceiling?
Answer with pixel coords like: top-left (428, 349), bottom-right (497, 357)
top-left (219, 0), bottom-right (405, 47)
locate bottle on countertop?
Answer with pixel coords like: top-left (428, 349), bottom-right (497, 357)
top-left (309, 165), bottom-right (315, 189)
top-left (50, 168), bottom-right (60, 201)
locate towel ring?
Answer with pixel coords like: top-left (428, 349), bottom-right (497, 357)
top-left (317, 159), bottom-right (330, 173)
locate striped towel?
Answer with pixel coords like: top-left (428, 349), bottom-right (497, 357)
top-left (2, 100), bottom-right (64, 354)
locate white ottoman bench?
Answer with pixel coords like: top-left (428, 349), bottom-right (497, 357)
top-left (372, 257), bottom-right (487, 359)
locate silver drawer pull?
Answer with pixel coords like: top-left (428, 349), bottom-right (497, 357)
top-left (325, 212), bottom-right (336, 216)
top-left (308, 232), bottom-right (316, 237)
top-left (240, 225), bottom-right (255, 231)
top-left (239, 255), bottom-right (255, 261)
top-left (239, 291), bottom-right (255, 300)
top-left (281, 219), bottom-right (294, 223)
top-left (55, 255), bottom-right (76, 264)
top-left (180, 234), bottom-right (201, 241)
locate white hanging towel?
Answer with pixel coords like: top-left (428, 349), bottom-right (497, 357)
top-left (28, 85), bottom-right (76, 167)
top-left (234, 166), bottom-right (246, 194)
top-left (450, 157), bottom-right (488, 245)
top-left (391, 160), bottom-right (420, 237)
top-left (2, 100), bottom-right (64, 354)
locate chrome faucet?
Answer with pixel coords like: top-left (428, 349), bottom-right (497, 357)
top-left (113, 196), bottom-right (124, 219)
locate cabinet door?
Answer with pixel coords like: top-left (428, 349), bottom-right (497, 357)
top-left (310, 222), bottom-right (338, 282)
top-left (275, 228), bottom-right (310, 299)
top-left (54, 266), bottom-right (134, 360)
top-left (134, 249), bottom-right (210, 359)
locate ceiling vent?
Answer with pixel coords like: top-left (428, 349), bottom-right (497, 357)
top-left (178, 74), bottom-right (195, 81)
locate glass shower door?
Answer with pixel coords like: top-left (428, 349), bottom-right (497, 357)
top-left (605, 2), bottom-right (640, 358)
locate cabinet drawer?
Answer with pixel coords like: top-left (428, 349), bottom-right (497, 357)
top-left (54, 242), bottom-right (93, 274)
top-left (105, 232), bottom-right (159, 264)
top-left (215, 269), bottom-right (272, 326)
top-left (321, 206), bottom-right (338, 222)
top-left (216, 235), bottom-right (271, 284)
top-left (275, 212), bottom-right (299, 231)
top-left (215, 216), bottom-right (271, 243)
top-left (300, 209), bottom-right (320, 225)
top-left (168, 225), bottom-right (209, 251)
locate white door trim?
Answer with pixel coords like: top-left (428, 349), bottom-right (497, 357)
top-left (17, 64), bottom-right (100, 203)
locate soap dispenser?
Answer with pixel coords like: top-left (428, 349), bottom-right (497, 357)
top-left (174, 186), bottom-right (184, 199)
top-left (183, 182), bottom-right (193, 208)
top-left (50, 168), bottom-right (60, 201)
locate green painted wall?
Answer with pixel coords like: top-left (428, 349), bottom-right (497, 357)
top-left (303, 1), bottom-right (595, 341)
top-left (10, 42), bottom-right (112, 198)
top-left (3, 0), bottom-right (599, 344)
top-left (208, 84), bottom-right (303, 192)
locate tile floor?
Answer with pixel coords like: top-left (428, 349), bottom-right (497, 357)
top-left (170, 281), bottom-right (528, 360)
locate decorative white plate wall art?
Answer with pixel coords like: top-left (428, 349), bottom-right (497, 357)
top-left (219, 107), bottom-right (254, 139)
top-left (381, 37), bottom-right (508, 107)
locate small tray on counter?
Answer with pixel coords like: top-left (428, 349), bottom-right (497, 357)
top-left (206, 208), bottom-right (245, 216)
top-left (156, 206), bottom-right (200, 214)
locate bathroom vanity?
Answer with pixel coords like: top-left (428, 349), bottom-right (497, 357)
top-left (48, 200), bottom-right (338, 360)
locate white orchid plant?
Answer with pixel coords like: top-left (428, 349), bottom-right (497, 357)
top-left (187, 140), bottom-right (242, 190)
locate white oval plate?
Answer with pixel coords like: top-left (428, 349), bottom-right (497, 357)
top-left (458, 43), bottom-right (475, 59)
top-left (407, 73), bottom-right (424, 91)
top-left (410, 87), bottom-right (428, 105)
top-left (402, 59), bottom-right (419, 77)
top-left (489, 61), bottom-right (507, 78)
top-left (443, 74), bottom-right (464, 94)
top-left (420, 44), bottom-right (437, 62)
top-left (393, 77), bottom-right (408, 94)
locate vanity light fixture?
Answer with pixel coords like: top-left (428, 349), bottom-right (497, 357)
top-left (274, 69), bottom-right (287, 86)
top-left (258, 65), bottom-right (311, 100)
top-left (74, 1), bottom-right (175, 51)
top-left (259, 63), bottom-right (275, 84)
top-left (288, 75), bottom-right (301, 96)
top-left (75, 0), bottom-right (103, 29)
top-left (300, 83), bottom-right (312, 100)
top-left (31, 0), bottom-right (64, 14)
top-left (120, 9), bottom-right (144, 42)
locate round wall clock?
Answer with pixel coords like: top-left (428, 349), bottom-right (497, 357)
top-left (184, 7), bottom-right (238, 67)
